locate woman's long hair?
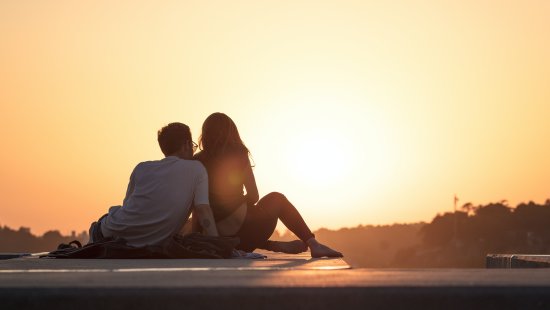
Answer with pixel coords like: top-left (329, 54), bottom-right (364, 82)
top-left (199, 113), bottom-right (251, 160)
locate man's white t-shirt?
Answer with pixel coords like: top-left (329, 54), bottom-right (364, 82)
top-left (100, 156), bottom-right (209, 247)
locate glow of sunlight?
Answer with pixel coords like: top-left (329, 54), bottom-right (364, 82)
top-left (285, 129), bottom-right (354, 188)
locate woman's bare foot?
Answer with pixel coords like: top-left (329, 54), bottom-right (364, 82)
top-left (307, 238), bottom-right (343, 258)
top-left (265, 240), bottom-right (308, 254)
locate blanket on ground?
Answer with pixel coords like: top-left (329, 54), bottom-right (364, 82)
top-left (40, 233), bottom-right (240, 259)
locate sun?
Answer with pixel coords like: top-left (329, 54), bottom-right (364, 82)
top-left (285, 129), bottom-right (354, 188)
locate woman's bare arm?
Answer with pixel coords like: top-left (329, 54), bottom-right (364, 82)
top-left (243, 163), bottom-right (259, 206)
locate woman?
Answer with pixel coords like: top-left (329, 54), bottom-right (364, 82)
top-left (193, 112), bottom-right (342, 258)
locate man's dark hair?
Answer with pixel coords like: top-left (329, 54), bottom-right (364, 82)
top-left (157, 122), bottom-right (191, 156)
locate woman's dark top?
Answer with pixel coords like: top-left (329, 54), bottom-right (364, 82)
top-left (193, 149), bottom-right (251, 221)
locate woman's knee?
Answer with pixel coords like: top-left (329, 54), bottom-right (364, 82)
top-left (264, 192), bottom-right (286, 203)
top-left (259, 192), bottom-right (287, 216)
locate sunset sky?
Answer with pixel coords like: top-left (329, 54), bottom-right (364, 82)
top-left (1, 1), bottom-right (549, 235)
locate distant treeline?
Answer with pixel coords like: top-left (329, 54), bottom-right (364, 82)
top-left (396, 199), bottom-right (550, 267)
top-left (3, 199), bottom-right (550, 267)
top-left (0, 227), bottom-right (88, 253)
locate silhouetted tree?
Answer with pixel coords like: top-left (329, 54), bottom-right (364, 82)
top-left (461, 202), bottom-right (475, 215)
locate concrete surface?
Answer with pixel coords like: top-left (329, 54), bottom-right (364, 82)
top-left (2, 252), bottom-right (550, 309)
top-left (487, 254), bottom-right (550, 268)
top-left (0, 253), bottom-right (30, 260)
top-left (0, 251), bottom-right (349, 271)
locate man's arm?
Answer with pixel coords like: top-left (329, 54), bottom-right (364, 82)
top-left (194, 204), bottom-right (219, 236)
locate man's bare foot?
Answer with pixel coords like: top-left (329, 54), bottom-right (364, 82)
top-left (265, 240), bottom-right (308, 254)
top-left (307, 238), bottom-right (343, 258)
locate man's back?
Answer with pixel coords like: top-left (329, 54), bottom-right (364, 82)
top-left (101, 156), bottom-right (209, 247)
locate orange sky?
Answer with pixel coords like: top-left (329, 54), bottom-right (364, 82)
top-left (1, 1), bottom-right (549, 235)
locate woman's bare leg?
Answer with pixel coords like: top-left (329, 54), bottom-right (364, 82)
top-left (263, 240), bottom-right (308, 254)
top-left (237, 192), bottom-right (343, 257)
top-left (306, 237), bottom-right (343, 258)
top-left (261, 192), bottom-right (343, 257)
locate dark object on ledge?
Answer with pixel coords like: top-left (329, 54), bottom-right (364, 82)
top-left (486, 254), bottom-right (550, 268)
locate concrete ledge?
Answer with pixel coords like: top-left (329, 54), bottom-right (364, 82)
top-left (3, 254), bottom-right (550, 309)
top-left (487, 254), bottom-right (550, 268)
top-left (2, 286), bottom-right (550, 310)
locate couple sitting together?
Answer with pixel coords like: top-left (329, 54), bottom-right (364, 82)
top-left (89, 113), bottom-right (342, 258)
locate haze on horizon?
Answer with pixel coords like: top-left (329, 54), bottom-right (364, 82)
top-left (1, 1), bottom-right (549, 235)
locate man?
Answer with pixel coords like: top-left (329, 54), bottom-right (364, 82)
top-left (89, 122), bottom-right (218, 247)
